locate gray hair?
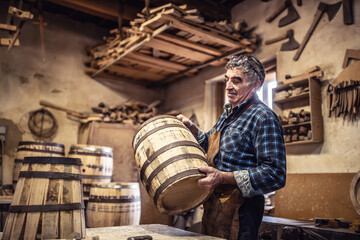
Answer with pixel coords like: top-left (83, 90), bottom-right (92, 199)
top-left (225, 55), bottom-right (266, 86)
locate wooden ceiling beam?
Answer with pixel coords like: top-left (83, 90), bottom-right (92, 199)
top-left (47, 0), bottom-right (140, 21)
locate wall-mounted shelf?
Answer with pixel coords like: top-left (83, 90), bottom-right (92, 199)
top-left (273, 76), bottom-right (323, 146)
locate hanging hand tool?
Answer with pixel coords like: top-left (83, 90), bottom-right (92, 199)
top-left (37, 0), bottom-right (46, 61)
top-left (39, 100), bottom-right (89, 119)
top-left (279, 1), bottom-right (300, 27)
top-left (293, 1), bottom-right (342, 61)
top-left (7, 4), bottom-right (34, 51)
top-left (343, 0), bottom-right (353, 25)
top-left (266, 0), bottom-right (300, 27)
top-left (265, 29), bottom-right (299, 51)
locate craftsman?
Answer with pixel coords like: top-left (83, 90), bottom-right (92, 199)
top-left (177, 55), bottom-right (286, 240)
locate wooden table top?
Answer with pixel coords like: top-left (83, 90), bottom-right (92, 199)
top-left (85, 224), bottom-right (225, 240)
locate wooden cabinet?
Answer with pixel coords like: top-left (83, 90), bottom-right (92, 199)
top-left (272, 77), bottom-right (323, 146)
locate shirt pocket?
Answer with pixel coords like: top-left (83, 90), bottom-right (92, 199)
top-left (220, 128), bottom-right (245, 153)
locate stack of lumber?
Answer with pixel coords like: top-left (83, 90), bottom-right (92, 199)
top-left (86, 100), bottom-right (162, 125)
top-left (85, 3), bottom-right (259, 84)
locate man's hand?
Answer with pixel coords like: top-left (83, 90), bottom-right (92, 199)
top-left (198, 166), bottom-right (236, 190)
top-left (176, 114), bottom-right (199, 137)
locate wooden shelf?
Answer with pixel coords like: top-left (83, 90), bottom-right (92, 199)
top-left (281, 121), bottom-right (311, 128)
top-left (85, 4), bottom-right (258, 85)
top-left (273, 92), bottom-right (309, 104)
top-left (273, 77), bottom-right (324, 147)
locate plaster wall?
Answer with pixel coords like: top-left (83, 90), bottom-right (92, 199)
top-left (0, 4), bottom-right (158, 187)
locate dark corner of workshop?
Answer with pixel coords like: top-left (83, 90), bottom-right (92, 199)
top-left (0, 0), bottom-right (359, 240)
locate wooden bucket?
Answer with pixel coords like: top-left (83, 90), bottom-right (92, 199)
top-left (3, 156), bottom-right (86, 239)
top-left (68, 144), bottom-right (113, 197)
top-left (87, 182), bottom-right (141, 227)
top-left (13, 141), bottom-right (65, 191)
top-left (132, 115), bottom-right (211, 215)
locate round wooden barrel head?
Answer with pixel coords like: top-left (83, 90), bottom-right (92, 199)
top-left (350, 171), bottom-right (360, 215)
top-left (157, 174), bottom-right (211, 215)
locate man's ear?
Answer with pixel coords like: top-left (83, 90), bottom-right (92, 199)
top-left (252, 80), bottom-right (261, 93)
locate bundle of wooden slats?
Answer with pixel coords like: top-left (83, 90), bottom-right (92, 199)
top-left (82, 100), bottom-right (177, 125)
top-left (85, 3), bottom-right (259, 84)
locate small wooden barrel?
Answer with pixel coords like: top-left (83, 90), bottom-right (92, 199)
top-left (87, 182), bottom-right (141, 227)
top-left (3, 156), bottom-right (86, 239)
top-left (13, 141), bottom-right (65, 191)
top-left (68, 144), bottom-right (113, 197)
top-left (133, 115), bottom-right (211, 215)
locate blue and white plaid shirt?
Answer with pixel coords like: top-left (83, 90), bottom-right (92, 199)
top-left (197, 95), bottom-right (286, 197)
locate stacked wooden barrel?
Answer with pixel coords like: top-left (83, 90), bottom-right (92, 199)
top-left (68, 144), bottom-right (113, 197)
top-left (87, 182), bottom-right (141, 227)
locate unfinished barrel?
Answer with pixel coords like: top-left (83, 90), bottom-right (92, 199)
top-left (68, 144), bottom-right (113, 197)
top-left (87, 182), bottom-right (141, 227)
top-left (3, 156), bottom-right (86, 240)
top-left (133, 115), bottom-right (211, 215)
top-left (13, 141), bottom-right (65, 191)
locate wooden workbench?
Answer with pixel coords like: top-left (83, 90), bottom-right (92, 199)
top-left (85, 224), bottom-right (224, 240)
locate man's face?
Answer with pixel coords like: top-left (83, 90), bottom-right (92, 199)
top-left (225, 67), bottom-right (257, 107)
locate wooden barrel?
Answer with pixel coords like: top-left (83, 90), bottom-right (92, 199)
top-left (3, 156), bottom-right (86, 239)
top-left (13, 141), bottom-right (65, 191)
top-left (68, 144), bottom-right (113, 197)
top-left (132, 115), bottom-right (211, 215)
top-left (87, 182), bottom-right (141, 227)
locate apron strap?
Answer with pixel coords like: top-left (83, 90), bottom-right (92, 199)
top-left (207, 97), bottom-right (259, 166)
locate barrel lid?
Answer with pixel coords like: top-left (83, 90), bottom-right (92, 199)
top-left (70, 144), bottom-right (113, 153)
top-left (350, 171), bottom-right (360, 215)
top-left (18, 141), bottom-right (65, 148)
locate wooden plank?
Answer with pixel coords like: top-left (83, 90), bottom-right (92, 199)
top-left (157, 47), bottom-right (251, 85)
top-left (0, 23), bottom-right (16, 31)
top-left (92, 23), bottom-right (172, 78)
top-left (162, 15), bottom-right (244, 48)
top-left (9, 163), bottom-right (34, 239)
top-left (71, 164), bottom-right (83, 238)
top-left (1, 38), bottom-right (19, 46)
top-left (120, 57), bottom-right (178, 73)
top-left (127, 52), bottom-right (187, 71)
top-left (60, 164), bottom-right (72, 238)
top-left (24, 163), bottom-right (50, 240)
top-left (156, 33), bottom-right (222, 56)
top-left (41, 164), bottom-right (64, 239)
top-left (3, 163), bottom-right (30, 239)
top-left (108, 64), bottom-right (164, 81)
top-left (144, 38), bottom-right (213, 62)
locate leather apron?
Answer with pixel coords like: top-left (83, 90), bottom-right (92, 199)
top-left (201, 99), bottom-right (257, 240)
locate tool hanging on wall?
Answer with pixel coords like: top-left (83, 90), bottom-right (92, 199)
top-left (343, 0), bottom-right (354, 25)
top-left (37, 0), bottom-right (46, 61)
top-left (293, 1), bottom-right (342, 61)
top-left (265, 29), bottom-right (299, 51)
top-left (6, 2), bottom-right (34, 51)
top-left (28, 108), bottom-right (58, 140)
top-left (327, 61), bottom-right (360, 120)
top-left (265, 0), bottom-right (300, 27)
top-left (342, 49), bottom-right (360, 69)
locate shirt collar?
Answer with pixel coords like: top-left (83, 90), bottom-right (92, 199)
top-left (223, 94), bottom-right (259, 116)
